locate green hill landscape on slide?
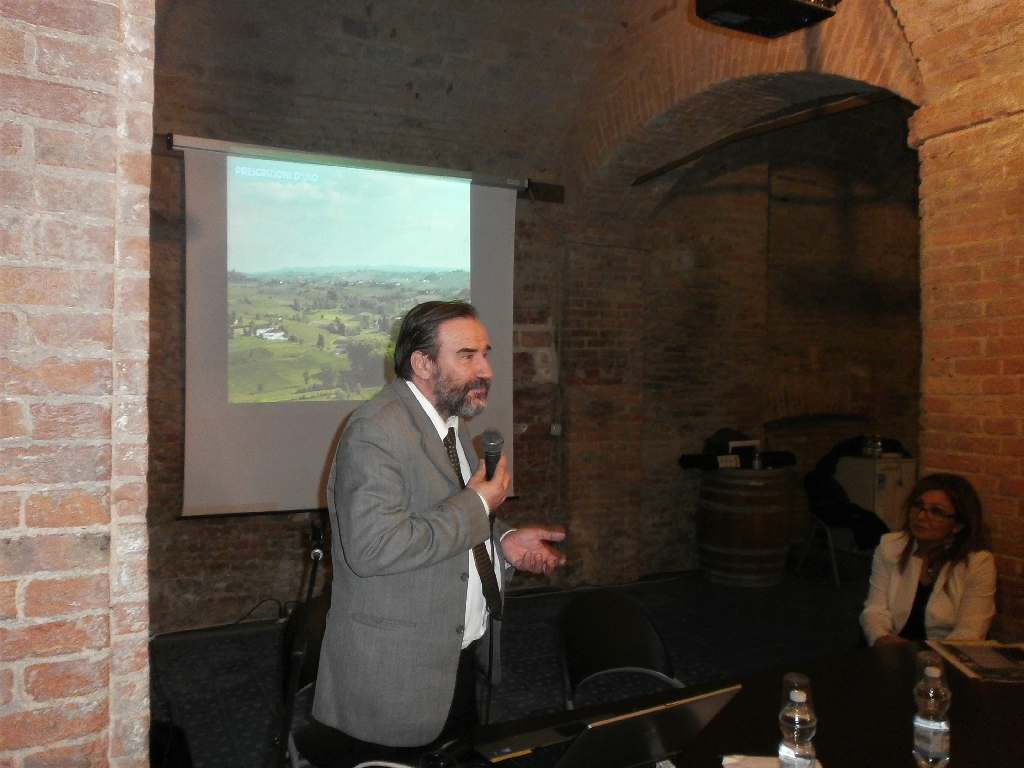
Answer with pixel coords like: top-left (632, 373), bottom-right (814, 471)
top-left (227, 268), bottom-right (469, 403)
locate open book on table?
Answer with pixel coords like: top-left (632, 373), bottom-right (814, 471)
top-left (929, 639), bottom-right (1024, 682)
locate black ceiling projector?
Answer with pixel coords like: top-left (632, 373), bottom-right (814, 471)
top-left (696, 0), bottom-right (838, 39)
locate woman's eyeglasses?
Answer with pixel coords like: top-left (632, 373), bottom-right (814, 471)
top-left (909, 500), bottom-right (957, 521)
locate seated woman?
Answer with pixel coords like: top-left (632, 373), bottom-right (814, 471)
top-left (861, 473), bottom-right (996, 645)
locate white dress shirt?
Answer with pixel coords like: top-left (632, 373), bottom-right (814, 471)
top-left (406, 380), bottom-right (499, 648)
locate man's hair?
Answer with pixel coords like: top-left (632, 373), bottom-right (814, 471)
top-left (393, 300), bottom-right (479, 379)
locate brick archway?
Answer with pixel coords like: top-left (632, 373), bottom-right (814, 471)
top-left (569, 71), bottom-right (916, 226)
top-left (552, 0), bottom-right (928, 589)
top-left (556, 0), bottom-right (1024, 637)
top-left (560, 0), bottom-right (923, 220)
top-left (556, 84), bottom-right (922, 588)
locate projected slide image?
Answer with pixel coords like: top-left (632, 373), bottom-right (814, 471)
top-left (227, 271), bottom-right (468, 402)
top-left (226, 157), bottom-right (471, 403)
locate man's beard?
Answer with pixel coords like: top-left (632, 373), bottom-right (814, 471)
top-left (433, 372), bottom-right (490, 419)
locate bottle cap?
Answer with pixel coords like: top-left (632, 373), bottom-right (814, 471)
top-left (924, 666), bottom-right (942, 678)
top-left (790, 690), bottom-right (807, 703)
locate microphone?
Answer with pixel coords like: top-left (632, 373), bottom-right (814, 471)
top-left (481, 429), bottom-right (504, 481)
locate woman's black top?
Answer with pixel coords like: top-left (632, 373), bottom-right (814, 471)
top-left (899, 579), bottom-right (935, 641)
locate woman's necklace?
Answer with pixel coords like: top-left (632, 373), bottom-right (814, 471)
top-left (921, 545), bottom-right (951, 582)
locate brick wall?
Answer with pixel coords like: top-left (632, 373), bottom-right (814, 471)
top-left (563, 238), bottom-right (648, 585)
top-left (147, 0), bottom-right (931, 627)
top-left (148, 0), bottom-right (622, 630)
top-left (556, 0), bottom-right (1024, 637)
top-left (147, 156), bottom-right (573, 627)
top-left (639, 157), bottom-right (773, 576)
top-left (509, 199), bottom-right (565, 515)
top-left (901, 0), bottom-right (1024, 639)
top-left (561, 0), bottom-right (923, 196)
top-left (147, 147), bottom-right (329, 633)
top-left (1, 0), bottom-right (154, 765)
top-left (154, 0), bottom-right (622, 178)
top-left (561, 100), bottom-right (921, 584)
top-left (147, 0), bottom-right (1024, 642)
top-left (3, 0), bottom-right (1021, 757)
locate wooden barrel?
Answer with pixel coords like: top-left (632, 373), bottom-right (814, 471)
top-left (696, 469), bottom-right (791, 587)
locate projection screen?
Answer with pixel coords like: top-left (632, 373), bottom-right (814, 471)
top-left (175, 135), bottom-right (522, 516)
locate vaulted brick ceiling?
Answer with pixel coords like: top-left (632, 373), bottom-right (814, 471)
top-left (155, 0), bottom-right (625, 179)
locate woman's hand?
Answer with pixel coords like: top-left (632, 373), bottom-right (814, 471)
top-left (873, 633), bottom-right (907, 647)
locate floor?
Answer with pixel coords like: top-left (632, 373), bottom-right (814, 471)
top-left (150, 548), bottom-right (871, 768)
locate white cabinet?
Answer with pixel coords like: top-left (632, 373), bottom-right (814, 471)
top-left (834, 456), bottom-right (917, 531)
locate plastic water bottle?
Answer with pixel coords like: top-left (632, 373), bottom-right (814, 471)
top-left (779, 673), bottom-right (817, 768)
top-left (913, 653), bottom-right (951, 767)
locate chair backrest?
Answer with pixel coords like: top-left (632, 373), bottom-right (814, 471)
top-left (276, 592), bottom-right (331, 768)
top-left (280, 592), bottom-right (330, 696)
top-left (804, 471), bottom-right (851, 517)
top-left (557, 590), bottom-right (680, 709)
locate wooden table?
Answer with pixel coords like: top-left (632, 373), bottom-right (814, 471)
top-left (683, 642), bottom-right (1024, 768)
top-left (467, 643), bottom-right (1024, 768)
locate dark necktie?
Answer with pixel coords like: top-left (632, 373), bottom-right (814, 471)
top-left (444, 427), bottom-right (503, 621)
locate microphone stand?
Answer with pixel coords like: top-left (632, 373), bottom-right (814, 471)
top-left (483, 514), bottom-right (497, 726)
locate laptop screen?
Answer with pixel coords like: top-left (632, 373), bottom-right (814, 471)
top-left (475, 684), bottom-right (741, 768)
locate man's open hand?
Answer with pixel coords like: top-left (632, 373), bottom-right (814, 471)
top-left (501, 525), bottom-right (567, 574)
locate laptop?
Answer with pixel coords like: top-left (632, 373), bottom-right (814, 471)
top-left (450, 684), bottom-right (740, 768)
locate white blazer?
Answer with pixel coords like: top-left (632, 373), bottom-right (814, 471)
top-left (860, 532), bottom-right (996, 645)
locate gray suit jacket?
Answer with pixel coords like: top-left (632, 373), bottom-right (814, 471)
top-left (312, 378), bottom-right (509, 746)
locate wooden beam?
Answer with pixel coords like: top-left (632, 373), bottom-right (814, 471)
top-left (631, 90), bottom-right (894, 187)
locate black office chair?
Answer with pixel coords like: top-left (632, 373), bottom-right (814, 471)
top-left (278, 593), bottom-right (336, 767)
top-left (557, 590), bottom-right (683, 710)
top-left (278, 593), bottom-right (459, 768)
top-left (796, 470), bottom-right (888, 586)
top-left (795, 510), bottom-right (842, 587)
top-left (275, 518), bottom-right (357, 768)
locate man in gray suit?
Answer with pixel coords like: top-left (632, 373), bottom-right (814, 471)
top-left (312, 300), bottom-right (566, 760)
